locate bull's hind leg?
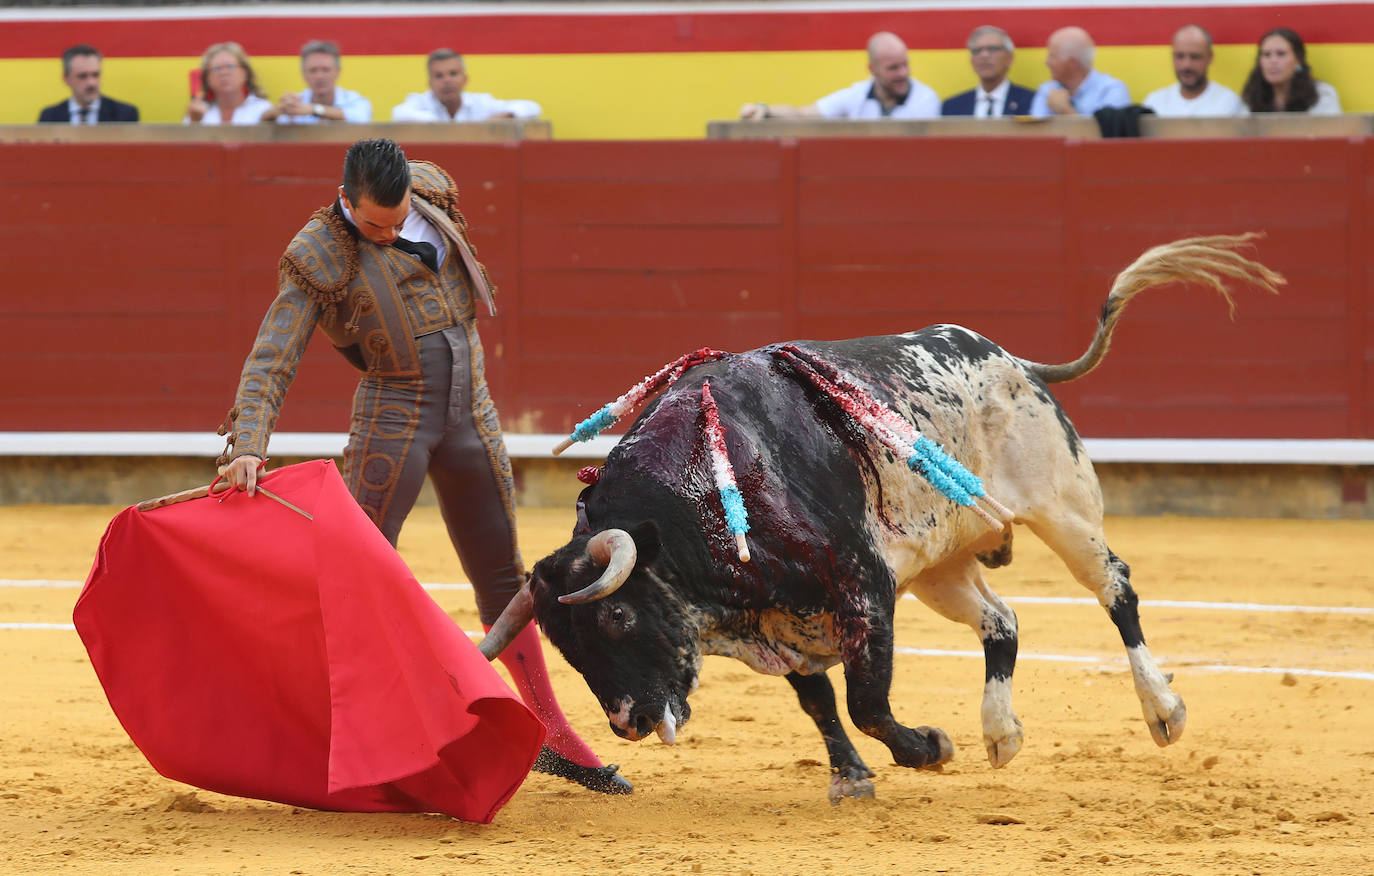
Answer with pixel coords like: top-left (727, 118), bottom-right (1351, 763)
top-left (786, 672), bottom-right (875, 803)
top-left (1025, 513), bottom-right (1187, 747)
top-left (910, 557), bottom-right (1024, 767)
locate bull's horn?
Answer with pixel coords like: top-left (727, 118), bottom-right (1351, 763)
top-left (559, 528), bottom-right (637, 604)
top-left (477, 583), bottom-right (534, 661)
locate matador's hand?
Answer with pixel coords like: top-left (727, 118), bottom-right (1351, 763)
top-left (221, 454), bottom-right (264, 496)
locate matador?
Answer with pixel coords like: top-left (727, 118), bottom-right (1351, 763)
top-left (218, 138), bottom-right (630, 794)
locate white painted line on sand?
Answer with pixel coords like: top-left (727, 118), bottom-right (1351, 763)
top-left (7, 623), bottom-right (1368, 682)
top-left (0, 580), bottom-right (85, 588)
top-left (6, 580), bottom-right (1372, 617)
top-left (2, 579), bottom-right (474, 591)
top-left (895, 646), bottom-right (1374, 682)
top-left (1001, 596), bottom-right (1374, 616)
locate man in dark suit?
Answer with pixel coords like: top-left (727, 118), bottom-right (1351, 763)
top-left (38, 45), bottom-right (140, 124)
top-left (941, 26), bottom-right (1035, 117)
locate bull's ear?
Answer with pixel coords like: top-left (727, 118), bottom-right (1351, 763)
top-left (628, 520), bottom-right (661, 565)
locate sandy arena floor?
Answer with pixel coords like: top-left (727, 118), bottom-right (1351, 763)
top-left (1, 504), bottom-right (1371, 875)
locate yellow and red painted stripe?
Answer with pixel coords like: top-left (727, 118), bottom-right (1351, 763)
top-left (2, 1), bottom-right (1370, 137)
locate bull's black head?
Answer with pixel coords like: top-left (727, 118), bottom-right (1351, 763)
top-left (530, 521), bottom-right (702, 745)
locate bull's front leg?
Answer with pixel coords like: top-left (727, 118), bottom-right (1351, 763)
top-left (786, 671), bottom-right (874, 804)
top-left (842, 621), bottom-right (955, 773)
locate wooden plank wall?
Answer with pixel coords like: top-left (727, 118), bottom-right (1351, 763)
top-left (1, 138), bottom-right (1367, 440)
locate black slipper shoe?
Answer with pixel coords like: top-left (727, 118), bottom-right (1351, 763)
top-left (531, 747), bottom-right (634, 795)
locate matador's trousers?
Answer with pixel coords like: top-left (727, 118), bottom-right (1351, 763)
top-left (341, 322), bottom-right (523, 625)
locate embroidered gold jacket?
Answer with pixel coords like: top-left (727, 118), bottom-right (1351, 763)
top-left (219, 161), bottom-right (496, 463)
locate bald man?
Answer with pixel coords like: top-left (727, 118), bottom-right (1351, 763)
top-left (740, 31), bottom-right (940, 120)
top-left (1029, 26), bottom-right (1131, 117)
top-left (1142, 25), bottom-right (1245, 116)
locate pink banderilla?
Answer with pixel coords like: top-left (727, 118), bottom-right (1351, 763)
top-left (773, 346), bottom-right (1012, 532)
top-left (700, 380), bottom-right (751, 563)
top-left (554, 347), bottom-right (730, 455)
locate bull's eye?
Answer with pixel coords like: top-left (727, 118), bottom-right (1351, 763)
top-left (598, 602), bottom-right (635, 640)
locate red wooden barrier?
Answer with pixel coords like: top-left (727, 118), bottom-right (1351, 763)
top-left (2, 138), bottom-right (1368, 440)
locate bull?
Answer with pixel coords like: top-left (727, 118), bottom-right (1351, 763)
top-left (481, 235), bottom-right (1283, 801)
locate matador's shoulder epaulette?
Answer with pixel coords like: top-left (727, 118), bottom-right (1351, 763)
top-left (409, 160), bottom-right (469, 231)
top-left (278, 206), bottom-right (360, 324)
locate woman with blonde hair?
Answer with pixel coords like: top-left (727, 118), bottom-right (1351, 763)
top-left (185, 42), bottom-right (273, 124)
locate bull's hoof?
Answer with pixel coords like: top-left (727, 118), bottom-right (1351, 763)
top-left (1144, 696), bottom-right (1187, 747)
top-left (532, 747), bottom-right (634, 795)
top-left (919, 726), bottom-right (956, 770)
top-left (984, 724), bottom-right (1024, 769)
top-left (827, 774), bottom-right (876, 805)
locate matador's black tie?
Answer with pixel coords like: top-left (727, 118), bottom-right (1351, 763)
top-left (392, 237), bottom-right (438, 272)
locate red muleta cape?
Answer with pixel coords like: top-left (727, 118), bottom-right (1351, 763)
top-left (73, 459), bottom-right (544, 824)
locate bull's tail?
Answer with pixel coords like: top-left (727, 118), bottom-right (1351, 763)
top-left (1028, 233), bottom-right (1285, 384)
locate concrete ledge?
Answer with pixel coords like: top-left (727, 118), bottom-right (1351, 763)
top-left (1, 448), bottom-right (1370, 519)
top-left (0, 432), bottom-right (618, 459)
top-left (0, 120), bottom-right (552, 144)
top-left (2, 432), bottom-right (1371, 465)
top-left (707, 114), bottom-right (1374, 141)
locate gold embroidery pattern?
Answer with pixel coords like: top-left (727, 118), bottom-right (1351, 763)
top-left (221, 167), bottom-right (489, 483)
top-left (279, 207), bottom-right (359, 328)
top-left (464, 320), bottom-right (523, 574)
top-left (438, 243), bottom-right (473, 316)
top-left (409, 161), bottom-right (461, 224)
top-left (409, 160), bottom-right (498, 304)
top-left (220, 285), bottom-right (319, 462)
top-left (342, 377), bottom-right (423, 528)
top-left (395, 247), bottom-right (468, 336)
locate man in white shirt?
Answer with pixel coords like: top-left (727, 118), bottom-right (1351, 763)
top-left (1143, 25), bottom-right (1245, 117)
top-left (391, 49), bottom-right (542, 122)
top-left (263, 40), bottom-right (373, 124)
top-left (739, 31), bottom-right (940, 120)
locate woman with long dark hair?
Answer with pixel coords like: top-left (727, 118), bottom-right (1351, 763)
top-left (1240, 28), bottom-right (1341, 114)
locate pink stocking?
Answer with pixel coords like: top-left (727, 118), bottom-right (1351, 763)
top-left (485, 621), bottom-right (602, 768)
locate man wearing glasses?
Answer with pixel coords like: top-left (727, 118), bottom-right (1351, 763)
top-left (941, 26), bottom-right (1035, 117)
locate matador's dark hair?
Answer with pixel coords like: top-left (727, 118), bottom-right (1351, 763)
top-left (341, 138), bottom-right (411, 208)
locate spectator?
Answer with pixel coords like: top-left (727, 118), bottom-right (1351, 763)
top-left (261, 40), bottom-right (372, 124)
top-left (37, 44), bottom-right (139, 124)
top-left (1240, 27), bottom-right (1341, 114)
top-left (739, 31), bottom-right (940, 120)
top-left (185, 42), bottom-right (273, 125)
top-left (391, 49), bottom-right (541, 122)
top-left (941, 26), bottom-right (1035, 117)
top-left (1029, 26), bottom-right (1131, 117)
top-left (1143, 25), bottom-right (1245, 117)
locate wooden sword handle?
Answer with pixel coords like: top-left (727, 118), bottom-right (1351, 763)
top-left (135, 480), bottom-right (231, 512)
